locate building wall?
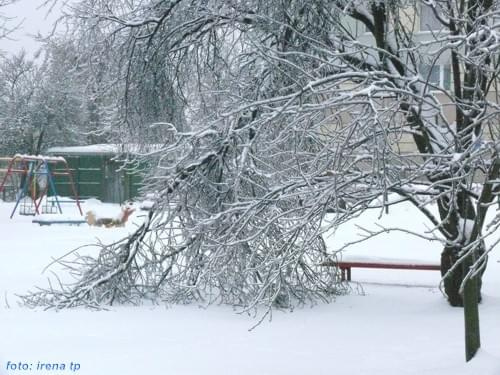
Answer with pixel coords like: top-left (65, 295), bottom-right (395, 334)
top-left (50, 154), bottom-right (143, 203)
top-left (338, 4), bottom-right (500, 155)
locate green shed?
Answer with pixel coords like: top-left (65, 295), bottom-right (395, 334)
top-left (47, 144), bottom-right (144, 203)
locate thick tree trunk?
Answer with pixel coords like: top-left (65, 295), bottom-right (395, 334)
top-left (440, 243), bottom-right (486, 307)
top-left (440, 245), bottom-right (463, 307)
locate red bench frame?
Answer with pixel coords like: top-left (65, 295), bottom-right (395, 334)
top-left (327, 261), bottom-right (441, 281)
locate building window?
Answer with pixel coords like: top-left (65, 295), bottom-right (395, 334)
top-left (420, 4), bottom-right (443, 31)
top-left (419, 64), bottom-right (451, 90)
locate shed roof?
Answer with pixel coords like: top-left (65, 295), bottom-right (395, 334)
top-left (47, 144), bottom-right (161, 156)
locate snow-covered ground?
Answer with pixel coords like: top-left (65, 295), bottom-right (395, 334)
top-left (1, 199), bottom-right (500, 374)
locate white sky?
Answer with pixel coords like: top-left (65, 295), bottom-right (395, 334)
top-left (0, 0), bottom-right (62, 58)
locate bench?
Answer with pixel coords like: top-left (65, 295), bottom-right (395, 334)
top-left (322, 260), bottom-right (441, 281)
top-left (32, 219), bottom-right (87, 226)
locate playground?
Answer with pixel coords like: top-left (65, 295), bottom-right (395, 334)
top-left (0, 155), bottom-right (84, 223)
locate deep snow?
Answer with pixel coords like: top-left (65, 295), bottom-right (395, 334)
top-left (1, 199), bottom-right (500, 374)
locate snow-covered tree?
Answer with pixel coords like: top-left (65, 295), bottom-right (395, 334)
top-left (25, 0), bottom-right (500, 360)
top-left (0, 52), bottom-right (42, 154)
top-left (0, 44), bottom-right (91, 154)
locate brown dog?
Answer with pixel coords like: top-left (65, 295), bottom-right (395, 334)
top-left (86, 206), bottom-right (135, 228)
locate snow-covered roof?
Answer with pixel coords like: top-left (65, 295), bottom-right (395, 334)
top-left (47, 144), bottom-right (161, 156)
top-left (13, 154), bottom-right (67, 162)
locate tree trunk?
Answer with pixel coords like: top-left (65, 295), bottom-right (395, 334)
top-left (463, 250), bottom-right (481, 361)
top-left (440, 245), bottom-right (464, 307)
top-left (440, 243), bottom-right (486, 307)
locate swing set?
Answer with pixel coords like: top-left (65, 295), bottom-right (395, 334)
top-left (0, 154), bottom-right (83, 219)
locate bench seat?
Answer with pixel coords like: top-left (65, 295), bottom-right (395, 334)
top-left (322, 259), bottom-right (441, 281)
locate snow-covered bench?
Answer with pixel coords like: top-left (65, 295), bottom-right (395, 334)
top-left (32, 217), bottom-right (87, 226)
top-left (322, 257), bottom-right (441, 281)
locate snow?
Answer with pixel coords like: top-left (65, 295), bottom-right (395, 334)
top-left (139, 199), bottom-right (155, 210)
top-left (46, 144), bottom-right (162, 156)
top-left (12, 154), bottom-right (66, 163)
top-left (337, 254), bottom-right (439, 266)
top-left (47, 144), bottom-right (127, 155)
top-left (2, 200), bottom-right (500, 374)
top-left (458, 218), bottom-right (476, 241)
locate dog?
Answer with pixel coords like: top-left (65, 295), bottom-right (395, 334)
top-left (85, 206), bottom-right (136, 228)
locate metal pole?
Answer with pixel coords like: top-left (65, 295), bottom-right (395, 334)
top-left (46, 161), bottom-right (63, 214)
